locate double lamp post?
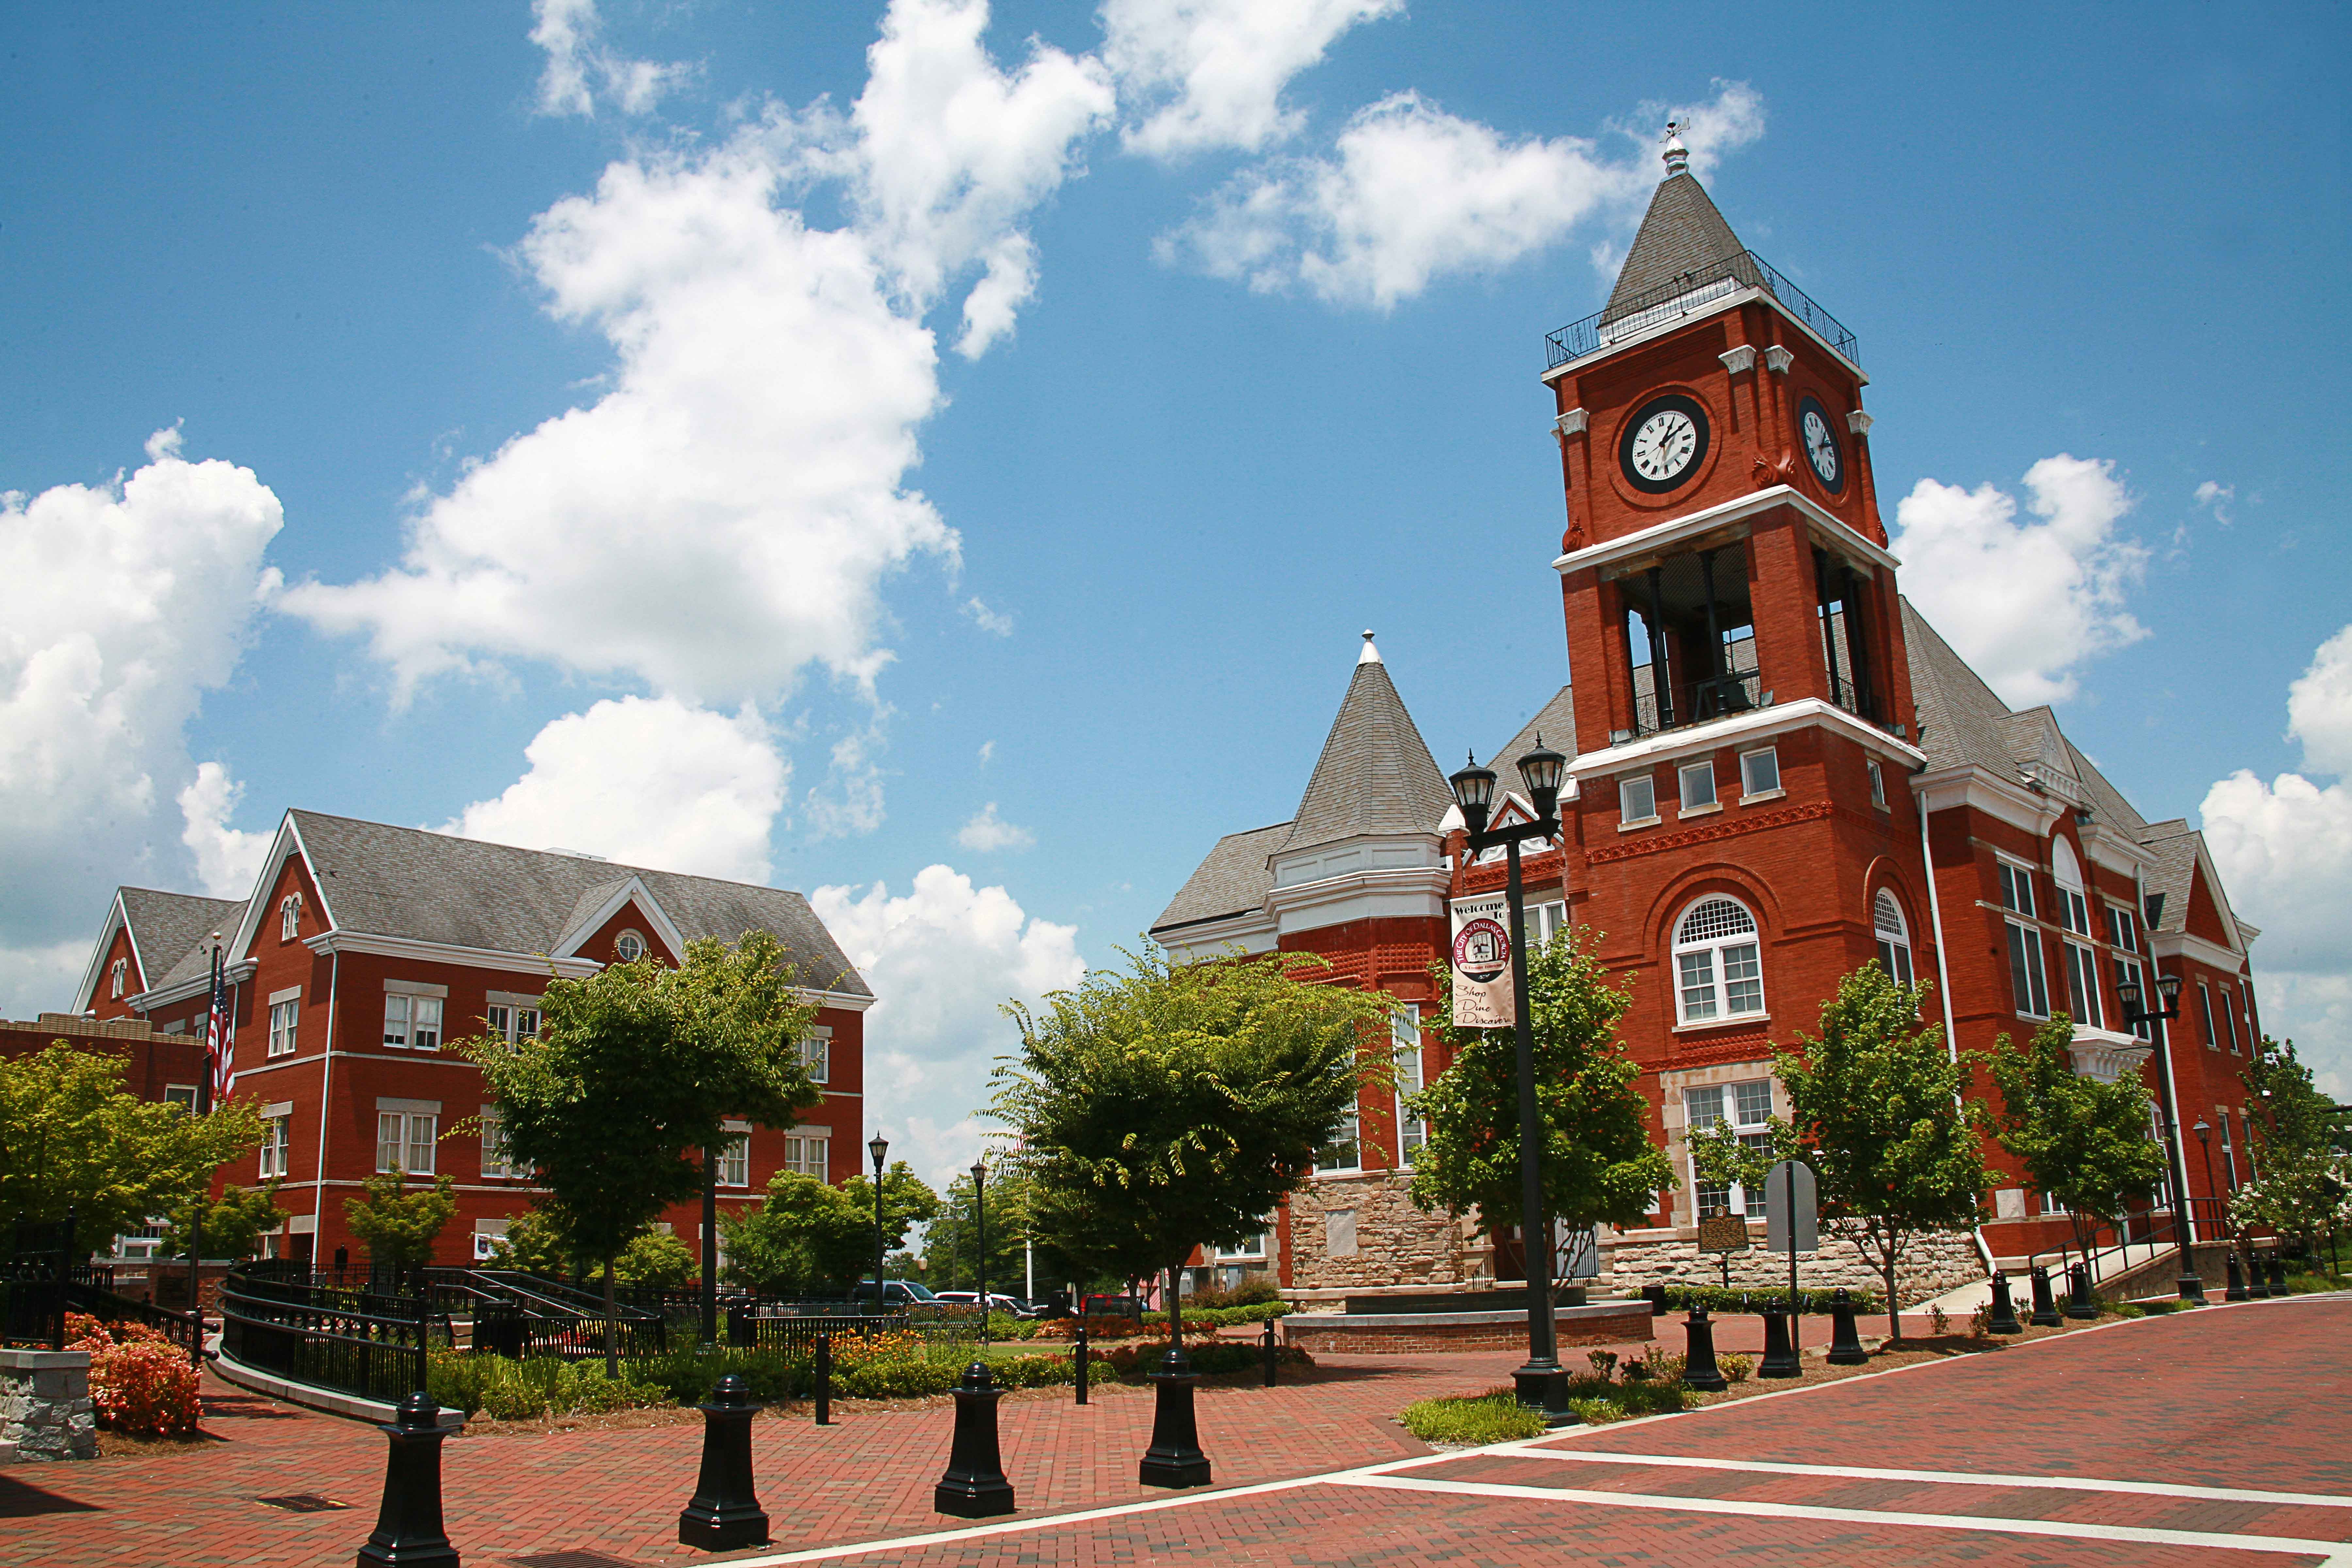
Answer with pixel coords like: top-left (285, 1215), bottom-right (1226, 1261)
top-left (1447, 736), bottom-right (1573, 1420)
top-left (2115, 970), bottom-right (2205, 1302)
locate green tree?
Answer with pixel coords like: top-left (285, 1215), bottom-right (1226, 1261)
top-left (992, 944), bottom-right (1393, 1330)
top-left (1776, 964), bottom-right (1988, 1342)
top-left (720, 1163), bottom-right (937, 1297)
top-left (2246, 1038), bottom-right (2351, 1166)
top-left (926, 1164), bottom-right (1041, 1295)
top-left (1408, 926), bottom-right (1674, 1291)
top-left (454, 930), bottom-right (823, 1370)
top-left (343, 1172), bottom-right (459, 1272)
top-left (484, 1209), bottom-right (585, 1277)
top-left (614, 1229), bottom-right (697, 1290)
top-left (160, 1183), bottom-right (290, 1262)
top-left (1978, 1016), bottom-right (2166, 1258)
top-left (0, 1044), bottom-right (262, 1248)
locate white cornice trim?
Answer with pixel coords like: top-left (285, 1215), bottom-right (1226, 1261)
top-left (1539, 283), bottom-right (1870, 388)
top-left (130, 958), bottom-right (258, 1012)
top-left (1568, 697), bottom-right (1923, 780)
top-left (226, 814), bottom-right (336, 964)
top-left (303, 931), bottom-right (603, 979)
top-left (1553, 485), bottom-right (1898, 580)
top-left (1267, 864), bottom-right (1450, 918)
top-left (2076, 820), bottom-right (2151, 877)
top-left (1911, 766), bottom-right (2065, 837)
top-left (2149, 931), bottom-right (2248, 976)
top-left (801, 988), bottom-right (875, 1015)
top-left (548, 874), bottom-right (690, 963)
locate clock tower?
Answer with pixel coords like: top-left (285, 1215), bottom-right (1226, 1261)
top-left (1542, 124), bottom-right (1932, 1189)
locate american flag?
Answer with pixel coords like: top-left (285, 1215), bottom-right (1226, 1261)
top-left (203, 943), bottom-right (235, 1107)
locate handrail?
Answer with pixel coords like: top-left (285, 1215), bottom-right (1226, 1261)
top-left (1545, 248), bottom-right (1860, 371)
top-left (2023, 1198), bottom-right (2258, 1287)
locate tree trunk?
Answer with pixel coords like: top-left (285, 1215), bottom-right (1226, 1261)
top-left (1166, 1263), bottom-right (1184, 1351)
top-left (604, 1254), bottom-right (619, 1380)
top-left (1881, 1235), bottom-right (1901, 1345)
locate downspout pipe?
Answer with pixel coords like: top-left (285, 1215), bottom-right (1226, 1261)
top-left (311, 948), bottom-right (339, 1262)
top-left (1918, 783), bottom-right (1998, 1276)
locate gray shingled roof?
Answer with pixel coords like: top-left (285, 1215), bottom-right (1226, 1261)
top-left (1603, 172), bottom-right (1747, 324)
top-left (1280, 659), bottom-right (1453, 855)
top-left (122, 888), bottom-right (248, 992)
top-left (2136, 823), bottom-right (2201, 936)
top-left (2066, 743), bottom-right (2150, 835)
top-left (1901, 597), bottom-right (2016, 776)
top-left (1487, 686), bottom-right (1578, 801)
top-left (1151, 822), bottom-right (1292, 934)
top-left (288, 811), bottom-right (871, 996)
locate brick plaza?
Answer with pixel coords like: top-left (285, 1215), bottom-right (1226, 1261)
top-left (4, 1295), bottom-right (2346, 1566)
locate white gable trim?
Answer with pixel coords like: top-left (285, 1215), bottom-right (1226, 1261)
top-left (130, 958), bottom-right (257, 1011)
top-left (1912, 766), bottom-right (2065, 838)
top-left (70, 891), bottom-right (135, 1016)
top-left (225, 814), bottom-right (338, 964)
top-left (2188, 837), bottom-right (2248, 958)
top-left (548, 875), bottom-right (690, 962)
top-left (305, 930), bottom-right (601, 979)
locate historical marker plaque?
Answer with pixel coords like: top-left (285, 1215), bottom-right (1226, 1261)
top-left (1696, 1213), bottom-right (1750, 1254)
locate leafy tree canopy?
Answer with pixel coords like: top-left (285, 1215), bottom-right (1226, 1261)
top-left (720, 1163), bottom-right (937, 1296)
top-left (160, 1183), bottom-right (290, 1262)
top-left (992, 945), bottom-right (1395, 1290)
top-left (1977, 1015), bottom-right (2165, 1250)
top-left (614, 1229), bottom-right (696, 1290)
top-left (0, 1044), bottom-right (262, 1247)
top-left (928, 1164), bottom-right (1059, 1297)
top-left (2245, 1038), bottom-right (2350, 1162)
top-left (343, 1171), bottom-right (458, 1270)
top-left (1409, 925), bottom-right (1674, 1243)
top-left (484, 1209), bottom-right (583, 1277)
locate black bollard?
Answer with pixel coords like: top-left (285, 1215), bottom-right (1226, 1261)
top-left (357, 1393), bottom-right (458, 1568)
top-left (678, 1373), bottom-right (770, 1551)
top-left (2028, 1265), bottom-right (2061, 1327)
top-left (1073, 1317), bottom-right (1089, 1405)
top-left (814, 1334), bottom-right (832, 1426)
top-left (1826, 1288), bottom-right (1868, 1364)
top-left (933, 1362), bottom-right (1016, 1518)
top-left (726, 1302), bottom-right (752, 1349)
top-left (1137, 1342), bottom-right (1211, 1489)
top-left (2225, 1251), bottom-right (2249, 1301)
top-left (1986, 1272), bottom-right (2022, 1336)
top-left (1757, 1306), bottom-right (1800, 1378)
top-left (2064, 1262), bottom-right (2099, 1320)
top-left (2268, 1254), bottom-right (2289, 1295)
top-left (1261, 1317), bottom-right (1278, 1388)
top-left (2247, 1252), bottom-right (2272, 1298)
top-left (1642, 1283), bottom-right (1668, 1317)
top-left (1680, 1306), bottom-right (1727, 1392)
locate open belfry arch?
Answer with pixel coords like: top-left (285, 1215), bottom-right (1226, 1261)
top-left (1154, 125), bottom-right (2265, 1317)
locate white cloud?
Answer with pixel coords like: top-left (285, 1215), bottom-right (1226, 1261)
top-left (0, 939), bottom-right (87, 1026)
top-left (444, 696), bottom-right (788, 882)
top-left (530, 0), bottom-right (689, 119)
top-left (2286, 624), bottom-right (2352, 777)
top-left (956, 802), bottom-right (1034, 852)
top-left (1891, 454), bottom-right (2149, 707)
top-left (1159, 81), bottom-right (1762, 310)
top-left (963, 596), bottom-right (1014, 636)
top-left (2193, 479), bottom-right (2235, 526)
top-left (803, 722), bottom-right (891, 840)
top-left (178, 762), bottom-right (273, 900)
top-left (977, 739), bottom-right (995, 766)
top-left (1100, 0), bottom-right (1402, 160)
top-left (812, 864), bottom-right (1084, 1189)
top-left (0, 430), bottom-right (283, 952)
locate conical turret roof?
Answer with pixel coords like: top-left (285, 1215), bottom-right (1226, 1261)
top-left (1281, 636), bottom-right (1453, 854)
top-left (1602, 168), bottom-right (1747, 325)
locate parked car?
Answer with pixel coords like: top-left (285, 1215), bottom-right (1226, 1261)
top-left (1082, 1293), bottom-right (1149, 1319)
top-left (845, 1280), bottom-right (939, 1309)
top-left (934, 1291), bottom-right (1028, 1315)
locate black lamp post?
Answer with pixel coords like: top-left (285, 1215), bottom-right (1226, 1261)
top-left (971, 1159), bottom-right (988, 1345)
top-left (2117, 971), bottom-right (2202, 1301)
top-left (1447, 737), bottom-right (1571, 1422)
top-left (869, 1133), bottom-right (890, 1315)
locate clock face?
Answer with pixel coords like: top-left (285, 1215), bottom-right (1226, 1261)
top-left (1798, 395), bottom-right (1844, 493)
top-left (1618, 393), bottom-right (1710, 495)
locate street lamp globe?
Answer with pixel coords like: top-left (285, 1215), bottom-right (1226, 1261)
top-left (2117, 975), bottom-right (2143, 1015)
top-left (2193, 1119), bottom-right (2211, 1144)
top-left (1515, 735), bottom-right (1567, 820)
top-left (869, 1133), bottom-right (889, 1173)
top-left (2156, 973), bottom-right (2184, 1012)
top-left (1449, 752), bottom-right (1498, 837)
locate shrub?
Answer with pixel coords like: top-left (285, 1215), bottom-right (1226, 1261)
top-left (1586, 1350), bottom-right (1619, 1379)
top-left (86, 1339), bottom-right (203, 1436)
top-left (1658, 1285), bottom-right (1881, 1316)
top-left (1719, 1354), bottom-right (1753, 1383)
top-left (1566, 1396), bottom-right (1618, 1424)
top-left (426, 1353), bottom-right (666, 1420)
top-left (1186, 1278), bottom-right (1281, 1310)
top-left (1398, 1388), bottom-right (1547, 1445)
top-left (1097, 1337), bottom-right (1311, 1378)
top-left (2107, 1302), bottom-right (2145, 1319)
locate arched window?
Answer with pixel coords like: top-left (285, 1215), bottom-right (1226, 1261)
top-left (1873, 889), bottom-right (1914, 988)
top-left (2048, 839), bottom-right (2103, 1027)
top-left (1673, 896), bottom-right (1764, 1024)
top-left (109, 957), bottom-right (127, 999)
top-left (280, 893), bottom-right (302, 942)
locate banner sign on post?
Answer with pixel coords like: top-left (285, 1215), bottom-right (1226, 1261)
top-left (1449, 896), bottom-right (1514, 1029)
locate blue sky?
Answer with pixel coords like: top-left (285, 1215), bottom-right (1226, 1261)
top-left (5, 1), bottom-right (2346, 1180)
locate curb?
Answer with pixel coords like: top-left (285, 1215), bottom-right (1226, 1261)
top-left (211, 1352), bottom-right (463, 1430)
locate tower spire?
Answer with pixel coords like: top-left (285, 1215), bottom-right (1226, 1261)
top-left (1662, 118), bottom-right (1690, 178)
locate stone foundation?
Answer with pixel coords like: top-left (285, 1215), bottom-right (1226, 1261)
top-left (1285, 1172), bottom-right (1488, 1292)
top-left (0, 1349), bottom-right (97, 1462)
top-left (1282, 1301), bottom-right (1654, 1355)
top-left (1602, 1225), bottom-right (1984, 1307)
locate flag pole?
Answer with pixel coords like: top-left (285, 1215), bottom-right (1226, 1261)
top-left (187, 932), bottom-right (223, 1370)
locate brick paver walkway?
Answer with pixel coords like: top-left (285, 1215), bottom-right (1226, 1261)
top-left (5, 1296), bottom-right (2346, 1566)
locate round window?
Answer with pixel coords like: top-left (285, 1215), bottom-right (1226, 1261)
top-left (615, 930), bottom-right (645, 963)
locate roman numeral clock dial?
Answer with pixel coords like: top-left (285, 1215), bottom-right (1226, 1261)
top-left (1617, 393), bottom-right (1710, 495)
top-left (1797, 394), bottom-right (1844, 493)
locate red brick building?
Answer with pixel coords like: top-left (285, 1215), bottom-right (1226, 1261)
top-left (68, 810), bottom-right (873, 1270)
top-left (1153, 139), bottom-right (2264, 1306)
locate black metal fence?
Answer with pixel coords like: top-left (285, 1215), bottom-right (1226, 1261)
top-left (63, 1272), bottom-right (201, 1355)
top-left (219, 1266), bottom-right (452, 1404)
top-left (1546, 248), bottom-right (1859, 370)
top-left (724, 1307), bottom-right (916, 1356)
top-left (1, 1217), bottom-right (77, 1349)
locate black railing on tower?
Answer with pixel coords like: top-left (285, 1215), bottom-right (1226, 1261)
top-left (1547, 249), bottom-right (1859, 370)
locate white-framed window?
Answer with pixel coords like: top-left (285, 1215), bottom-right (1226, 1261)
top-left (2050, 838), bottom-right (2092, 938)
top-left (1739, 747), bottom-right (1780, 797)
top-left (2061, 941), bottom-right (2104, 1029)
top-left (1867, 759), bottom-right (1888, 810)
top-left (615, 929), bottom-right (646, 963)
top-left (2198, 982), bottom-right (2218, 1049)
top-left (2005, 920), bottom-right (2050, 1019)
top-left (1214, 1226), bottom-right (1270, 1262)
top-left (798, 1032), bottom-right (831, 1084)
top-left (481, 1106), bottom-right (516, 1180)
top-left (2107, 907), bottom-right (2152, 1040)
top-left (383, 994), bottom-right (443, 1051)
top-left (280, 893), bottom-right (302, 942)
top-left (1686, 1079), bottom-right (1774, 1219)
top-left (1996, 858), bottom-right (2037, 919)
top-left (1315, 1111), bottom-right (1361, 1173)
top-left (2219, 986), bottom-right (2241, 1053)
top-left (485, 1003), bottom-right (542, 1043)
top-left (719, 1133), bottom-right (751, 1187)
top-left (164, 1084), bottom-right (197, 1114)
top-left (1619, 773), bottom-right (1657, 823)
top-left (1533, 900), bottom-right (1569, 945)
top-left (258, 1115), bottom-right (291, 1179)
top-left (1393, 1007), bottom-right (1426, 1167)
top-left (1672, 896), bottom-right (1764, 1024)
top-left (1678, 760), bottom-right (1717, 811)
top-left (780, 1133), bottom-right (827, 1178)
top-left (110, 957), bottom-right (127, 998)
top-left (2039, 1189), bottom-right (2070, 1216)
top-left (268, 998), bottom-right (299, 1058)
top-left (376, 1111), bottom-right (437, 1175)
top-left (1872, 889), bottom-right (1914, 988)
top-left (2219, 1113), bottom-right (2239, 1189)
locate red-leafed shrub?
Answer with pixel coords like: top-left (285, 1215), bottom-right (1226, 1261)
top-left (85, 1336), bottom-right (203, 1436)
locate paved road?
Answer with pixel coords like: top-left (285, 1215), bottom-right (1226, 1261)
top-left (2, 1296), bottom-right (2343, 1565)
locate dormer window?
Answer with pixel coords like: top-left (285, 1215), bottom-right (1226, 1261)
top-left (110, 957), bottom-right (127, 999)
top-left (280, 893), bottom-right (303, 942)
top-left (615, 929), bottom-right (646, 963)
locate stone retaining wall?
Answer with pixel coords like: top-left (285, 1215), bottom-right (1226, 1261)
top-left (0, 1348), bottom-right (96, 1462)
top-left (1601, 1226), bottom-right (1982, 1306)
top-left (1282, 1302), bottom-right (1653, 1356)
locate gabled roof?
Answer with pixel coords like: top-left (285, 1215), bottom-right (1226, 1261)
top-left (1901, 596), bottom-right (2017, 776)
top-left (1280, 649), bottom-right (1452, 856)
top-left (140, 891), bottom-right (254, 993)
top-left (1603, 170), bottom-right (1748, 324)
top-left (1151, 822), bottom-right (1292, 934)
top-left (1486, 685), bottom-right (1578, 802)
